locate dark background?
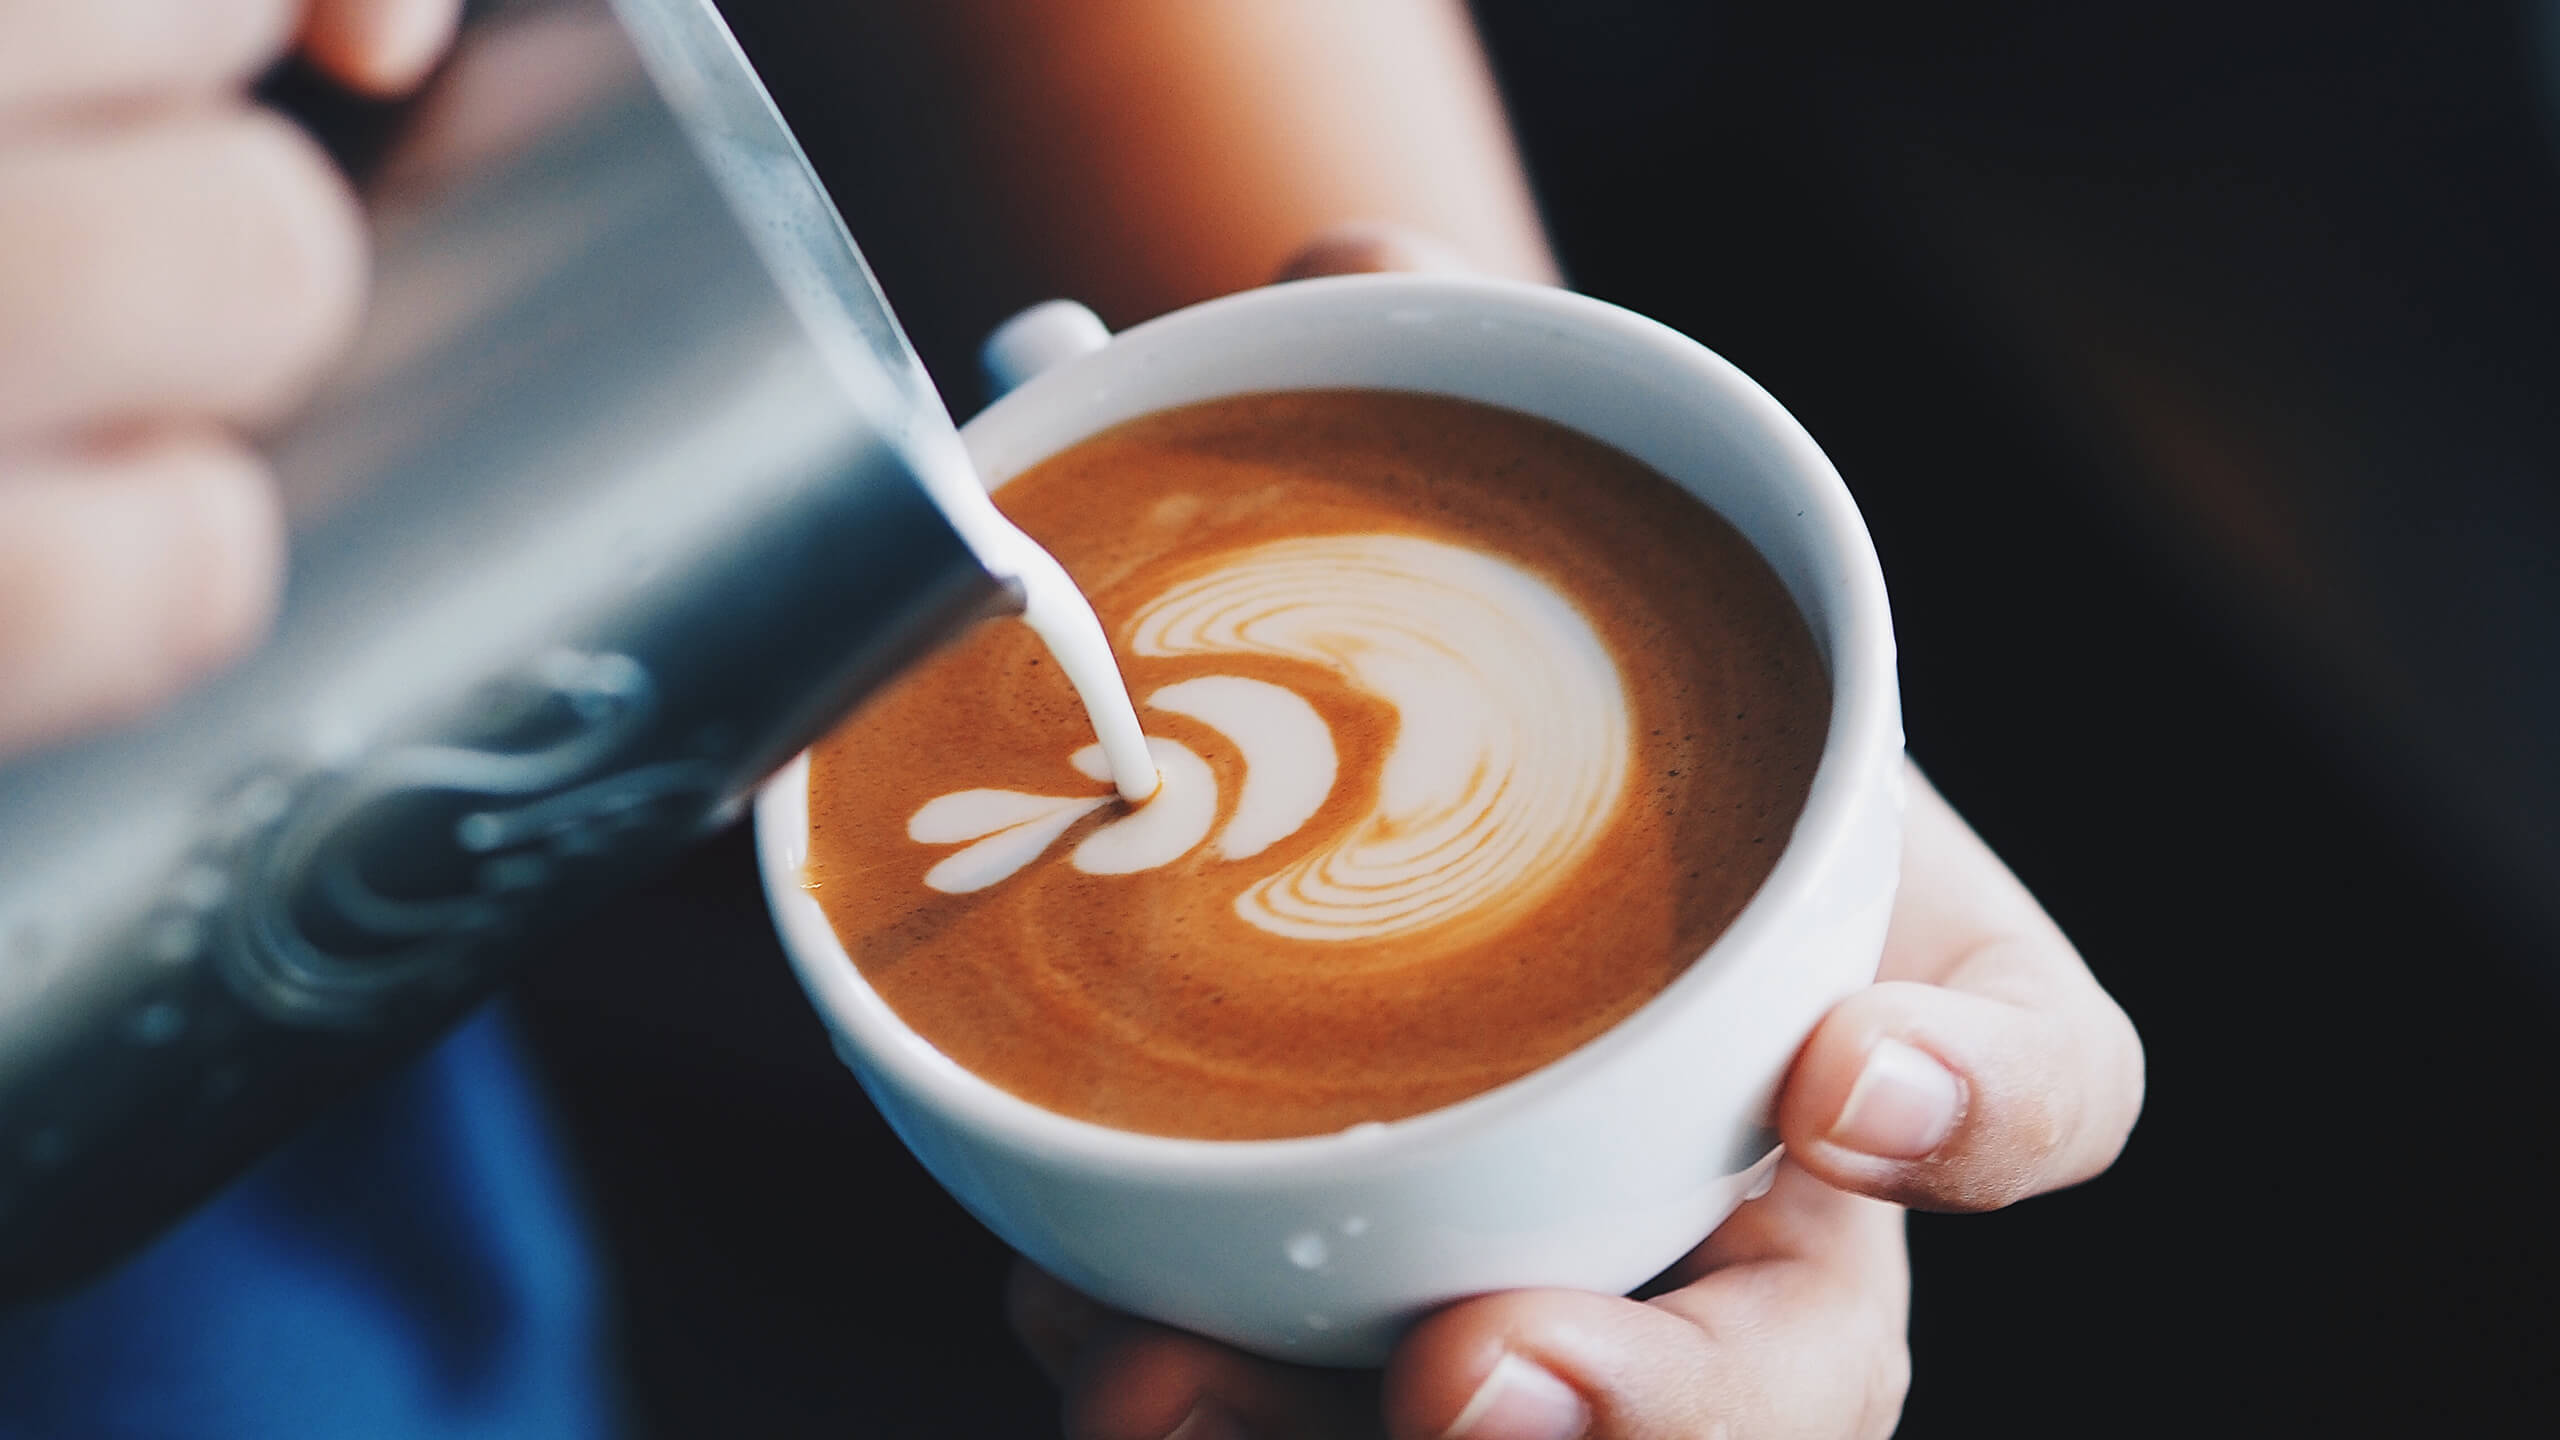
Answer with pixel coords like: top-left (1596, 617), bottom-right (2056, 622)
top-left (514, 2), bottom-right (2560, 1434)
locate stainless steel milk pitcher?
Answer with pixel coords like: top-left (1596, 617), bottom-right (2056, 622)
top-left (0, 0), bottom-right (1008, 1292)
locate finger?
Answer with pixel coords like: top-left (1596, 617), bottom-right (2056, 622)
top-left (1066, 1323), bottom-right (1382, 1440)
top-left (0, 432), bottom-right (283, 756)
top-left (1779, 977), bottom-right (2143, 1212)
top-left (1065, 1324), bottom-right (1380, 1440)
top-left (298, 0), bottom-right (463, 97)
top-left (1776, 769), bottom-right (2146, 1211)
top-left (0, 0), bottom-right (298, 117)
top-left (0, 108), bottom-right (367, 437)
top-left (1384, 1167), bottom-right (1910, 1440)
top-left (1008, 1258), bottom-right (1114, 1385)
top-left (1272, 221), bottom-right (1479, 282)
top-left (1013, 1261), bottom-right (1382, 1440)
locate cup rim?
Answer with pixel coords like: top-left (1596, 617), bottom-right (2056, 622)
top-left (754, 273), bottom-right (1898, 1179)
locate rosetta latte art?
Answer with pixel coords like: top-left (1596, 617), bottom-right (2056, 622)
top-left (908, 534), bottom-right (1632, 945)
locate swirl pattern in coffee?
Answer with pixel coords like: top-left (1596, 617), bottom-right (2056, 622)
top-left (903, 533), bottom-right (1631, 955)
top-left (804, 390), bottom-right (1828, 1139)
top-left (1130, 534), bottom-right (1632, 946)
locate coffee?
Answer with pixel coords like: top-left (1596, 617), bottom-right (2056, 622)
top-left (803, 390), bottom-right (1829, 1139)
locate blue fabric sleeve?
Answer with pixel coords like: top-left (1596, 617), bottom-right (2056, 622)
top-left (0, 1004), bottom-right (618, 1439)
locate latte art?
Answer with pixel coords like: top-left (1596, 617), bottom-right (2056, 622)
top-left (905, 673), bottom-right (1329, 895)
top-left (903, 737), bottom-right (1217, 894)
top-left (905, 535), bottom-right (1630, 947)
top-left (1144, 675), bottom-right (1334, 861)
top-left (1143, 534), bottom-right (1631, 943)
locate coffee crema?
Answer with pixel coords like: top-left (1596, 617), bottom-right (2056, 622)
top-left (804, 390), bottom-right (1828, 1139)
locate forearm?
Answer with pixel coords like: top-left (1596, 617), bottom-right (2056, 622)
top-left (868, 0), bottom-right (1558, 325)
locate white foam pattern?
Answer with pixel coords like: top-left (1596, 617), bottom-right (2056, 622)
top-left (1128, 534), bottom-right (1630, 943)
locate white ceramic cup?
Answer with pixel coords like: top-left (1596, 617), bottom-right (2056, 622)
top-left (755, 274), bottom-right (1904, 1366)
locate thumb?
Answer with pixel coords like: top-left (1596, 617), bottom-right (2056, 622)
top-left (1777, 971), bottom-right (2145, 1213)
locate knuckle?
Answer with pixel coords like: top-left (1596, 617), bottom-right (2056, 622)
top-left (1905, 1108), bottom-right (2052, 1213)
top-left (1932, 1015), bottom-right (2084, 1211)
top-left (1932, 990), bottom-right (2151, 1209)
top-left (2043, 999), bottom-right (2147, 1190)
top-left (1965, 1103), bottom-right (2062, 1211)
top-left (2100, 1000), bottom-right (2149, 1149)
top-left (2006, 1077), bottom-right (2071, 1172)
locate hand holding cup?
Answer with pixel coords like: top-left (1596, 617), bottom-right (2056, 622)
top-left (1007, 226), bottom-right (2145, 1440)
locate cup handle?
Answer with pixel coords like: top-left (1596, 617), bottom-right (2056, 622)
top-left (979, 300), bottom-right (1113, 401)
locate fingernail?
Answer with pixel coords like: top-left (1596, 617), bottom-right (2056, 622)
top-left (1444, 1353), bottom-right (1590, 1440)
top-left (1831, 1037), bottom-right (1963, 1159)
top-left (1164, 1399), bottom-right (1249, 1440)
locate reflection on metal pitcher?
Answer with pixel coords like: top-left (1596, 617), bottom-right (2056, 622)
top-left (220, 650), bottom-right (719, 1028)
